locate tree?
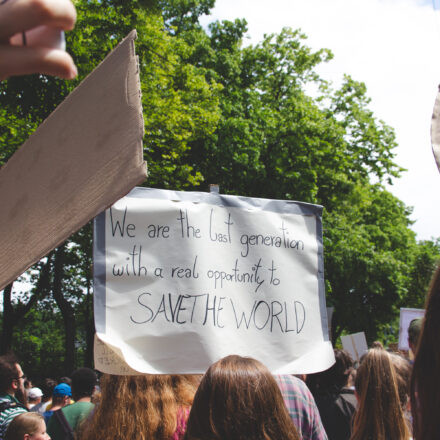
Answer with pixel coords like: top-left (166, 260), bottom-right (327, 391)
top-left (324, 184), bottom-right (418, 343)
top-left (405, 239), bottom-right (440, 309)
top-left (0, 0), bottom-right (221, 375)
top-left (177, 19), bottom-right (433, 342)
top-left (1, 1), bottom-right (437, 371)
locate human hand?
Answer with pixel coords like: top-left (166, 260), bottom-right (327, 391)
top-left (0, 0), bottom-right (77, 80)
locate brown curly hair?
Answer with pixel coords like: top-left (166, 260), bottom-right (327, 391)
top-left (79, 374), bottom-right (200, 440)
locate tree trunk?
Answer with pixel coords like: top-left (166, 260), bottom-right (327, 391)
top-left (0, 259), bottom-right (52, 354)
top-left (52, 244), bottom-right (76, 371)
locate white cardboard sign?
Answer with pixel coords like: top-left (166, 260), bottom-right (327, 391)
top-left (341, 332), bottom-right (368, 362)
top-left (93, 188), bottom-right (334, 374)
top-left (399, 307), bottom-right (424, 350)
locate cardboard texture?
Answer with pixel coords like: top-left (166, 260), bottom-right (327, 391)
top-left (341, 332), bottom-right (368, 362)
top-left (0, 30), bottom-right (147, 291)
top-left (431, 84), bottom-right (440, 173)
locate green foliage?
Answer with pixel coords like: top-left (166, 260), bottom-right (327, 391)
top-left (0, 110), bottom-right (37, 167)
top-left (1, 0), bottom-right (438, 371)
top-left (324, 185), bottom-right (417, 342)
top-left (159, 0), bottom-right (216, 34)
top-left (12, 307), bottom-right (66, 380)
top-left (405, 239), bottom-right (440, 308)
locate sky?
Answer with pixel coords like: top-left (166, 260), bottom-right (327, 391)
top-left (200, 0), bottom-right (440, 241)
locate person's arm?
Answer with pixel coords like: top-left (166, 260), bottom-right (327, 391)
top-left (0, 0), bottom-right (77, 80)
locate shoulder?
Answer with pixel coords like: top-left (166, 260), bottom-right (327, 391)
top-left (0, 395), bottom-right (27, 415)
top-left (273, 375), bottom-right (328, 440)
top-left (63, 402), bottom-right (94, 416)
top-left (274, 374), bottom-right (315, 402)
top-left (0, 398), bottom-right (27, 439)
top-left (62, 402), bottom-right (94, 430)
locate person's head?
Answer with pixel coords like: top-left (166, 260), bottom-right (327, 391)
top-left (51, 384), bottom-right (71, 407)
top-left (70, 368), bottom-right (96, 401)
top-left (306, 349), bottom-right (353, 395)
top-left (371, 340), bottom-right (384, 349)
top-left (184, 355), bottom-right (300, 440)
top-left (352, 349), bottom-right (410, 440)
top-left (27, 388), bottom-right (43, 405)
top-left (411, 264), bottom-right (440, 439)
top-left (389, 353), bottom-right (412, 410)
top-left (58, 377), bottom-right (71, 386)
top-left (408, 317), bottom-right (423, 354)
top-left (4, 412), bottom-right (50, 440)
top-left (80, 373), bottom-right (200, 440)
top-left (0, 354), bottom-right (26, 404)
top-left (40, 379), bottom-right (56, 402)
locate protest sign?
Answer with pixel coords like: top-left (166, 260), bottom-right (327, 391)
top-left (341, 332), bottom-right (368, 362)
top-left (399, 307), bottom-right (424, 350)
top-left (431, 84), bottom-right (440, 172)
top-left (0, 30), bottom-right (146, 291)
top-left (94, 187), bottom-right (334, 374)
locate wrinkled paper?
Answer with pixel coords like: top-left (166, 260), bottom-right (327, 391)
top-left (94, 188), bottom-right (334, 374)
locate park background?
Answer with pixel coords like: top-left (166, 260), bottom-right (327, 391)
top-left (0, 0), bottom-right (439, 379)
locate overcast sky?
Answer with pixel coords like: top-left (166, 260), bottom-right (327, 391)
top-left (200, 0), bottom-right (440, 241)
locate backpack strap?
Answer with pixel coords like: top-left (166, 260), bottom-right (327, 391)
top-left (53, 409), bottom-right (74, 440)
top-left (0, 400), bottom-right (27, 413)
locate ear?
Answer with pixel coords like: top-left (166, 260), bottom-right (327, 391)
top-left (24, 434), bottom-right (31, 440)
top-left (11, 379), bottom-right (18, 391)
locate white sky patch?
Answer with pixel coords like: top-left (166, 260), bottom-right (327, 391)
top-left (200, 0), bottom-right (440, 240)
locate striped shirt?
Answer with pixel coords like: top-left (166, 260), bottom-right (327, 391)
top-left (0, 394), bottom-right (27, 440)
top-left (274, 375), bottom-right (328, 440)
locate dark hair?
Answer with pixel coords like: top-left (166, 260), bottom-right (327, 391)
top-left (307, 349), bottom-right (353, 395)
top-left (58, 376), bottom-right (72, 386)
top-left (352, 349), bottom-right (410, 440)
top-left (40, 378), bottom-right (57, 399)
top-left (81, 374), bottom-right (200, 440)
top-left (70, 368), bottom-right (96, 400)
top-left (184, 355), bottom-right (300, 440)
top-left (0, 354), bottom-right (19, 394)
top-left (408, 318), bottom-right (422, 349)
top-left (411, 264), bottom-right (440, 439)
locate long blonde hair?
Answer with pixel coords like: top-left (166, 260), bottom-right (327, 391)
top-left (5, 412), bottom-right (44, 440)
top-left (351, 349), bottom-right (410, 440)
top-left (80, 374), bottom-right (200, 440)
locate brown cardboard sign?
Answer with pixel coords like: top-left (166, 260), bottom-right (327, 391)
top-left (0, 30), bottom-right (147, 291)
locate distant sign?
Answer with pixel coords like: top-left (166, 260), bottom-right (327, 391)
top-left (341, 332), bottom-right (368, 362)
top-left (399, 307), bottom-right (424, 350)
top-left (93, 188), bottom-right (334, 374)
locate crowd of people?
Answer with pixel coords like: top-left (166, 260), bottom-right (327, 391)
top-left (0, 259), bottom-right (433, 440)
top-left (0, 301), bottom-right (431, 440)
